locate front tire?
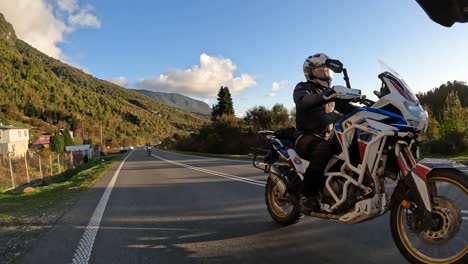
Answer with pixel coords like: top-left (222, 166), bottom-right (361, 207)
top-left (390, 169), bottom-right (467, 264)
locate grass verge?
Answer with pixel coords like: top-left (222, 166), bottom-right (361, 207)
top-left (0, 155), bottom-right (123, 263)
top-left (0, 156), bottom-right (121, 224)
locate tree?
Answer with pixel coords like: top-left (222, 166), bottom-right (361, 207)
top-left (441, 92), bottom-right (466, 136)
top-left (423, 106), bottom-right (440, 141)
top-left (50, 130), bottom-right (65, 154)
top-left (244, 106), bottom-right (273, 130)
top-left (433, 91), bottom-right (468, 153)
top-left (244, 104), bottom-right (294, 131)
top-left (63, 128), bottom-right (74, 146)
top-left (211, 86), bottom-right (234, 118)
top-left (271, 104), bottom-right (290, 128)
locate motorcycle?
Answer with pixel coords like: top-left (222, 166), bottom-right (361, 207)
top-left (147, 146), bottom-right (152, 156)
top-left (253, 60), bottom-right (467, 264)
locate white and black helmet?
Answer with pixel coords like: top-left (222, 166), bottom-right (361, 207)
top-left (303, 53), bottom-right (334, 87)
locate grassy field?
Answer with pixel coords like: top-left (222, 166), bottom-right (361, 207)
top-left (0, 156), bottom-right (121, 224)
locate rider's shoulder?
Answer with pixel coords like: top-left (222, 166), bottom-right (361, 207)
top-left (294, 81), bottom-right (310, 90)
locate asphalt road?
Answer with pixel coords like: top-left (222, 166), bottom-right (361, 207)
top-left (21, 148), bottom-right (409, 264)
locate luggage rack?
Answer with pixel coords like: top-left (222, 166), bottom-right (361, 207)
top-left (252, 147), bottom-right (288, 172)
top-left (252, 147), bottom-right (270, 172)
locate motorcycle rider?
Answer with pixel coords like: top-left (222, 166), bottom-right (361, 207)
top-left (294, 53), bottom-right (357, 212)
top-left (145, 143), bottom-right (152, 155)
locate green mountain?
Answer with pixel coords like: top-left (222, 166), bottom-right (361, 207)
top-left (0, 13), bottom-right (207, 146)
top-left (132, 89), bottom-right (211, 115)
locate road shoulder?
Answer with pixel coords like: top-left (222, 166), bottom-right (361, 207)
top-left (0, 155), bottom-right (125, 264)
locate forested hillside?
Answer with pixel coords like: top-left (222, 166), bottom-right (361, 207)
top-left (417, 81), bottom-right (468, 119)
top-left (0, 13), bottom-right (207, 146)
top-left (133, 89), bottom-right (211, 115)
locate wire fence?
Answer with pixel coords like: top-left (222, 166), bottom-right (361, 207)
top-left (0, 150), bottom-right (97, 192)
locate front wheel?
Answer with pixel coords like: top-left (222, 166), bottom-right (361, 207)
top-left (390, 169), bottom-right (467, 264)
top-left (265, 175), bottom-right (302, 226)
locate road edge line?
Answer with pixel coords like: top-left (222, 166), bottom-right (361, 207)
top-left (71, 150), bottom-right (134, 264)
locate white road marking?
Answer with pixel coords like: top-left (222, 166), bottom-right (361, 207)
top-left (463, 217), bottom-right (468, 221)
top-left (461, 210), bottom-right (468, 214)
top-left (71, 151), bottom-right (133, 264)
top-left (156, 149), bottom-right (253, 164)
top-left (152, 153), bottom-right (266, 186)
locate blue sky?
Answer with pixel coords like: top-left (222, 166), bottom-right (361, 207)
top-left (2, 0), bottom-right (467, 116)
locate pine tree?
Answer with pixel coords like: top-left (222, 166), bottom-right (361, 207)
top-left (63, 128), bottom-right (74, 146)
top-left (50, 130), bottom-right (65, 154)
top-left (211, 86), bottom-right (234, 118)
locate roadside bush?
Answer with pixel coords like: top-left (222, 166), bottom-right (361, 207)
top-left (420, 91), bottom-right (468, 155)
top-left (422, 135), bottom-right (468, 154)
top-left (167, 115), bottom-right (257, 154)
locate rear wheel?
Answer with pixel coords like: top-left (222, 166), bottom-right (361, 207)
top-left (390, 169), bottom-right (467, 263)
top-left (265, 176), bottom-right (302, 226)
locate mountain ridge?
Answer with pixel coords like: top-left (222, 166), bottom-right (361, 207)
top-left (132, 89), bottom-right (211, 115)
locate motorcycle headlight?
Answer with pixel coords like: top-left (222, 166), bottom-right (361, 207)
top-left (404, 101), bottom-right (428, 131)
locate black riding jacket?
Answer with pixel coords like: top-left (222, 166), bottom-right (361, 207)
top-left (293, 81), bottom-right (356, 137)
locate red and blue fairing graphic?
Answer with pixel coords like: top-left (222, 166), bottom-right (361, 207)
top-left (334, 107), bottom-right (407, 133)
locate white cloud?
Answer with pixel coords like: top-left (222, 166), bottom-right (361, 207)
top-left (0, 0), bottom-right (101, 60)
top-left (272, 80), bottom-right (288, 92)
top-left (107, 76), bottom-right (128, 87)
top-left (57, 0), bottom-right (79, 13)
top-left (135, 53), bottom-right (256, 97)
top-left (235, 112), bottom-right (246, 118)
top-left (267, 92), bottom-right (276, 97)
top-left (68, 7), bottom-right (101, 28)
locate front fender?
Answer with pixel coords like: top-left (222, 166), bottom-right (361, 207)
top-left (416, 158), bottom-right (468, 179)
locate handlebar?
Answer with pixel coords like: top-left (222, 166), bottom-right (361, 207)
top-left (354, 96), bottom-right (375, 107)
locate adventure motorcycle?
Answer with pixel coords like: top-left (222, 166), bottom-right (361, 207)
top-left (253, 60), bottom-right (467, 264)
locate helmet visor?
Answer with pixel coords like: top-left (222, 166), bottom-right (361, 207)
top-left (312, 65), bottom-right (333, 81)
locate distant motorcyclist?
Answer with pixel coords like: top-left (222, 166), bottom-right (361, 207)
top-left (145, 143), bottom-right (152, 155)
top-left (293, 53), bottom-right (357, 212)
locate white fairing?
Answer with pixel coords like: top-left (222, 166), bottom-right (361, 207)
top-left (371, 68), bottom-right (428, 132)
top-left (287, 149), bottom-right (309, 174)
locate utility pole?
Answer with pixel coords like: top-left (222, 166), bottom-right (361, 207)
top-left (100, 121), bottom-right (103, 160)
top-left (8, 152), bottom-right (15, 189)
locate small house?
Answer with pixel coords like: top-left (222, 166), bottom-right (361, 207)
top-left (0, 125), bottom-right (29, 157)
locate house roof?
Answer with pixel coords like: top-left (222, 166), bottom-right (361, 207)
top-left (65, 145), bottom-right (91, 152)
top-left (33, 137), bottom-right (50, 145)
top-left (0, 125), bottom-right (27, 130)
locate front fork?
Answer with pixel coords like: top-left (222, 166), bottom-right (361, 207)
top-left (391, 142), bottom-right (433, 229)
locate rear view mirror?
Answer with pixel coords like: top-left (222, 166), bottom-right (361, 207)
top-left (325, 59), bottom-right (343, 73)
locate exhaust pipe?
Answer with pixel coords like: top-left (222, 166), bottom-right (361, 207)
top-left (268, 165), bottom-right (287, 195)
